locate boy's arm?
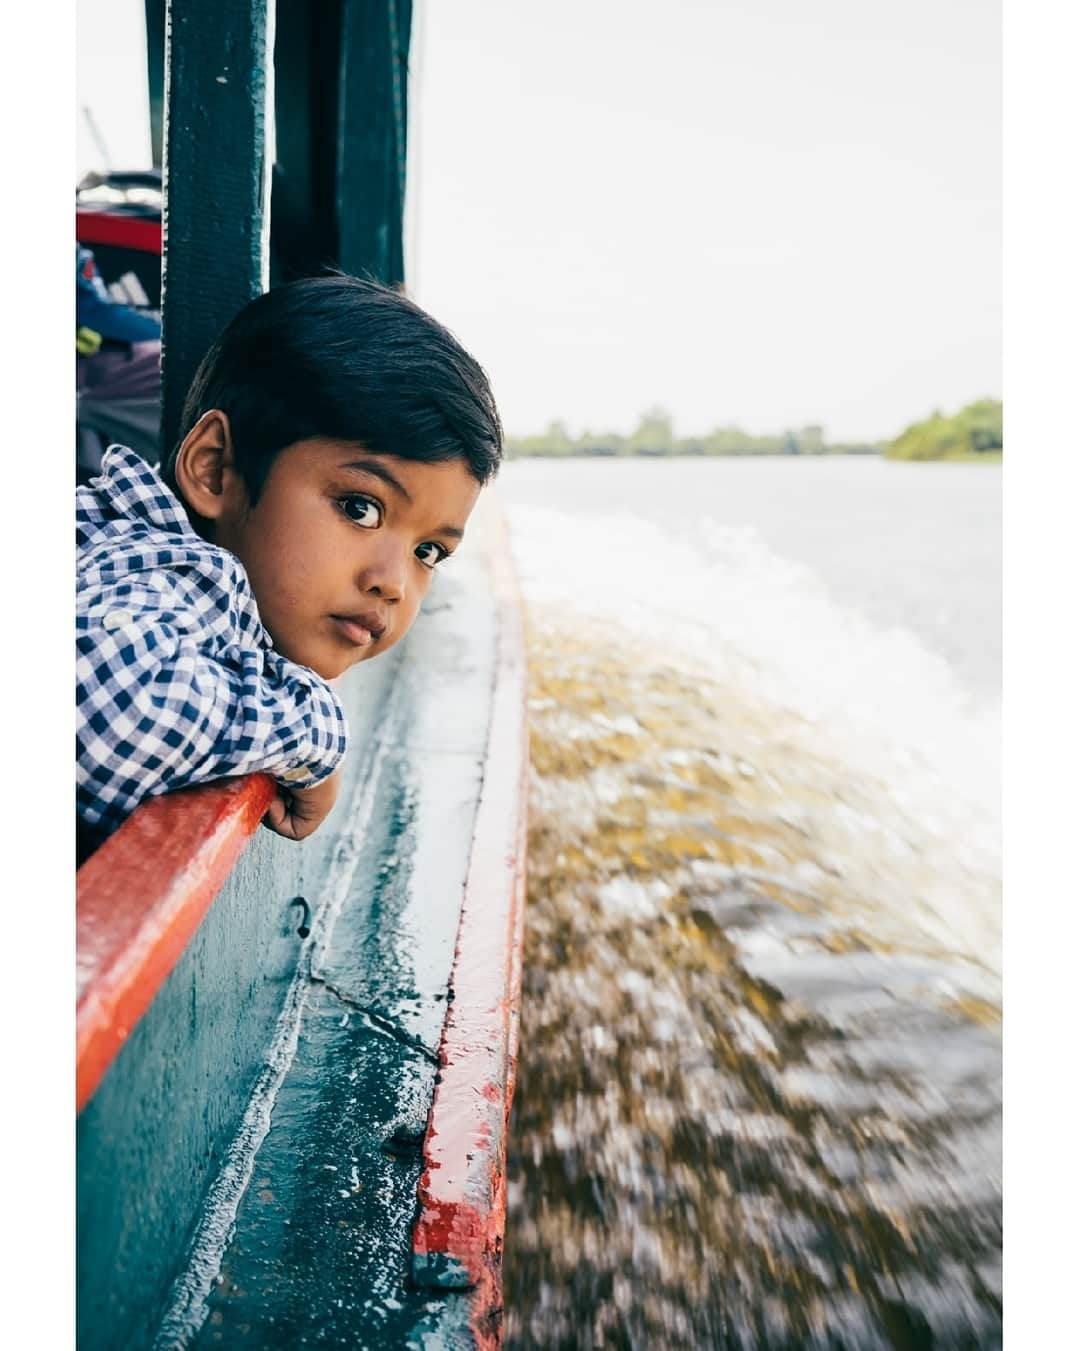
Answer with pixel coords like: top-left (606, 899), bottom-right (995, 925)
top-left (76, 606), bottom-right (348, 839)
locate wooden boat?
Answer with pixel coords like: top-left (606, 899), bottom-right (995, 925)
top-left (76, 4), bottom-right (528, 1347)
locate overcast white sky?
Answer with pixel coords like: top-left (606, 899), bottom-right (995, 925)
top-left (410, 0), bottom-right (1001, 442)
top-left (77, 0), bottom-right (1001, 443)
top-left (76, 0), bottom-right (151, 175)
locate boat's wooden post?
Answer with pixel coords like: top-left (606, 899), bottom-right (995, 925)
top-left (159, 0), bottom-right (273, 457)
top-left (337, 0), bottom-right (412, 286)
top-left (270, 0), bottom-right (411, 287)
top-left (269, 0), bottom-right (342, 282)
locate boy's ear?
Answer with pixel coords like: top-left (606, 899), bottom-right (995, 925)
top-left (173, 410), bottom-right (246, 521)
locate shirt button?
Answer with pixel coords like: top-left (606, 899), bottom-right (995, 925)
top-left (103, 609), bottom-right (134, 631)
top-left (279, 767), bottom-right (311, 784)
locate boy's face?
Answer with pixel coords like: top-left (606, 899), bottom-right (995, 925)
top-left (211, 438), bottom-right (481, 679)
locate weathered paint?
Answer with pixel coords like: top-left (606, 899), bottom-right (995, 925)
top-left (77, 651), bottom-right (402, 1351)
top-left (160, 0), bottom-right (273, 453)
top-left (76, 773), bottom-right (276, 1112)
top-left (269, 0), bottom-right (343, 281)
top-left (77, 827), bottom-right (311, 1351)
top-left (336, 0), bottom-right (412, 285)
top-left (411, 502), bottom-right (529, 1349)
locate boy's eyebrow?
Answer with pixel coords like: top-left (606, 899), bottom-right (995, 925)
top-left (340, 458), bottom-right (411, 501)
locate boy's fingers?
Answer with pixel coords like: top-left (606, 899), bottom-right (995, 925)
top-left (262, 775), bottom-right (340, 840)
top-left (262, 794), bottom-right (297, 838)
top-left (262, 790), bottom-right (308, 840)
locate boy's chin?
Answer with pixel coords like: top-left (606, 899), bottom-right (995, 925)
top-left (269, 621), bottom-right (394, 681)
top-left (304, 650), bottom-right (356, 681)
top-left (268, 634), bottom-right (342, 681)
top-left (291, 641), bottom-right (382, 682)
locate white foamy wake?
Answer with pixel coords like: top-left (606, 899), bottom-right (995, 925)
top-left (502, 502), bottom-right (1001, 979)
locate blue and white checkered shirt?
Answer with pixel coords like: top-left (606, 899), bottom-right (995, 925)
top-left (77, 445), bottom-right (349, 835)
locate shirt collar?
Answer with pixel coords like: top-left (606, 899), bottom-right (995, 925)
top-left (93, 444), bottom-right (274, 652)
top-left (96, 444), bottom-right (199, 538)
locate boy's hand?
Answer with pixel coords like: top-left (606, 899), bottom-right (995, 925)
top-left (263, 771), bottom-right (341, 841)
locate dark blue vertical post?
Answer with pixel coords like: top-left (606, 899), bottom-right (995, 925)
top-left (270, 0), bottom-right (343, 283)
top-left (160, 0), bottom-right (274, 457)
top-left (337, 0), bottom-right (412, 286)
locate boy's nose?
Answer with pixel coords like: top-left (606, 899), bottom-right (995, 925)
top-left (358, 537), bottom-right (406, 602)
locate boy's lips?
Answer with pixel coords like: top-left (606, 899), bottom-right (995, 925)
top-left (330, 611), bottom-right (387, 648)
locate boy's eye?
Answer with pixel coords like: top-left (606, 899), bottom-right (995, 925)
top-left (340, 494), bottom-right (382, 528)
top-left (415, 541), bottom-right (449, 569)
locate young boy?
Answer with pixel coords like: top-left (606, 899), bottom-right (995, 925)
top-left (76, 275), bottom-right (502, 847)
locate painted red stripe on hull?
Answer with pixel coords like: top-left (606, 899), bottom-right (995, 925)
top-left (411, 500), bottom-right (529, 1348)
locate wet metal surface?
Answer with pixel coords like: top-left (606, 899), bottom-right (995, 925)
top-left (191, 986), bottom-right (467, 1348)
top-left (310, 542), bottom-right (497, 1056)
top-left (159, 506), bottom-right (504, 1347)
top-left (314, 745), bottom-right (484, 1057)
top-left (78, 500), bottom-right (511, 1349)
top-left (77, 812), bottom-right (314, 1351)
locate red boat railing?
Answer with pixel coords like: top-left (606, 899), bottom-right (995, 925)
top-left (76, 773), bottom-right (275, 1113)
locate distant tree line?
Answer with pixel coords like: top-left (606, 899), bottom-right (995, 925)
top-left (884, 399), bottom-right (1003, 460)
top-left (506, 400), bottom-right (1003, 461)
top-left (505, 406), bottom-right (881, 459)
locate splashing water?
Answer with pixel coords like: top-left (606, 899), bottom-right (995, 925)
top-left (500, 495), bottom-right (1001, 1350)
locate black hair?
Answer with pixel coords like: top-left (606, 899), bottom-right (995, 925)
top-left (165, 274), bottom-right (502, 499)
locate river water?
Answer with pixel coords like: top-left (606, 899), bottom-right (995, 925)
top-left (495, 457), bottom-right (1001, 1350)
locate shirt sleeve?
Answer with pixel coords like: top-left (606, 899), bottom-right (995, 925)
top-left (76, 600), bottom-right (349, 835)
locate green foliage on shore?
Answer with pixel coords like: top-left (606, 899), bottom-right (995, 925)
top-left (505, 406), bottom-right (882, 459)
top-left (884, 399), bottom-right (1003, 461)
top-left (505, 400), bottom-right (1004, 462)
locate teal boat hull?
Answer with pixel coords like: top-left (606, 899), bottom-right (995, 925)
top-left (77, 500), bottom-right (526, 1348)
